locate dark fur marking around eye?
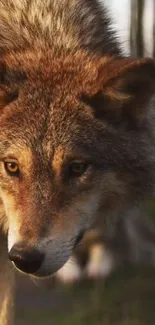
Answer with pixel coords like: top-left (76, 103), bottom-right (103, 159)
top-left (0, 88), bottom-right (19, 109)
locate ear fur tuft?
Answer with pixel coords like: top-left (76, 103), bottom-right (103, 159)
top-left (82, 58), bottom-right (155, 127)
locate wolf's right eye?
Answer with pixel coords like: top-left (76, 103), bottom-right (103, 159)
top-left (68, 161), bottom-right (88, 178)
top-left (4, 161), bottom-right (20, 177)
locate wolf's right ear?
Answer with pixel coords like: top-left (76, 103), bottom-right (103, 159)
top-left (82, 58), bottom-right (155, 128)
top-left (0, 60), bottom-right (18, 109)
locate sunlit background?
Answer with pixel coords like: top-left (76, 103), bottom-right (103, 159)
top-left (104, 0), bottom-right (153, 56)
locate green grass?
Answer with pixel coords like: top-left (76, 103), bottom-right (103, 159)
top-left (16, 266), bottom-right (155, 325)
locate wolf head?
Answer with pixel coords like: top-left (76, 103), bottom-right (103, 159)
top-left (0, 49), bottom-right (155, 277)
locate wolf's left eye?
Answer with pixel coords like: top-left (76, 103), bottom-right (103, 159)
top-left (69, 161), bottom-right (88, 177)
top-left (4, 161), bottom-right (20, 176)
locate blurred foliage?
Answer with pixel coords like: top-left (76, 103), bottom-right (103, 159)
top-left (144, 200), bottom-right (155, 219)
top-left (16, 265), bottom-right (155, 325)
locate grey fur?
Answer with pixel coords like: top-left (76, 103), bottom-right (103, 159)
top-left (0, 1), bottom-right (155, 325)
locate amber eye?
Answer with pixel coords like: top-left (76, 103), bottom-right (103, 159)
top-left (69, 161), bottom-right (88, 177)
top-left (4, 161), bottom-right (20, 176)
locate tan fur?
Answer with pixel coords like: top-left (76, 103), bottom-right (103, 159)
top-left (52, 146), bottom-right (66, 176)
top-left (0, 1), bottom-right (155, 324)
top-left (0, 233), bottom-right (15, 325)
top-left (0, 0), bottom-right (120, 55)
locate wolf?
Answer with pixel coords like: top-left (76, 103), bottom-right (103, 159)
top-left (56, 208), bottom-right (155, 283)
top-left (0, 0), bottom-right (155, 323)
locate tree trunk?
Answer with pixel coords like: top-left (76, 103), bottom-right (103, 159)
top-left (137, 0), bottom-right (145, 57)
top-left (153, 0), bottom-right (155, 57)
top-left (130, 0), bottom-right (145, 57)
top-left (130, 0), bottom-right (138, 56)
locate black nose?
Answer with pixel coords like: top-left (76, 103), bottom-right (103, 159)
top-left (9, 243), bottom-right (44, 274)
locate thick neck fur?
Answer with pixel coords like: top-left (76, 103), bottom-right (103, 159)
top-left (0, 0), bottom-right (121, 55)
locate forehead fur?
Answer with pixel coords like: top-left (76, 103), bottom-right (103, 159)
top-left (0, 50), bottom-right (109, 164)
top-left (3, 49), bottom-right (110, 95)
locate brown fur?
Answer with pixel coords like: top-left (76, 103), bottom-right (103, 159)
top-left (1, 50), bottom-right (155, 244)
top-left (0, 1), bottom-right (155, 324)
top-left (0, 0), bottom-right (121, 55)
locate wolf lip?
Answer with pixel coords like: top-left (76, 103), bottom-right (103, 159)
top-left (74, 231), bottom-right (85, 248)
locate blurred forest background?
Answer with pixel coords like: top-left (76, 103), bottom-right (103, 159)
top-left (105, 0), bottom-right (154, 57)
top-left (16, 1), bottom-right (155, 325)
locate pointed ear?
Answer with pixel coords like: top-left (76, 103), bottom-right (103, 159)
top-left (0, 60), bottom-right (18, 109)
top-left (82, 58), bottom-right (155, 127)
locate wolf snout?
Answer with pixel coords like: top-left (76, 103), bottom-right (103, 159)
top-left (9, 243), bottom-right (44, 274)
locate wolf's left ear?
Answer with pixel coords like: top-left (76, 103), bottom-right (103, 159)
top-left (0, 60), bottom-right (18, 109)
top-left (83, 58), bottom-right (155, 127)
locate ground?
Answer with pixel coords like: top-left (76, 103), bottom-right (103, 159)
top-left (16, 265), bottom-right (155, 325)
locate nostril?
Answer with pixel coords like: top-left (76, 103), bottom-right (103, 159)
top-left (9, 243), bottom-right (44, 274)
